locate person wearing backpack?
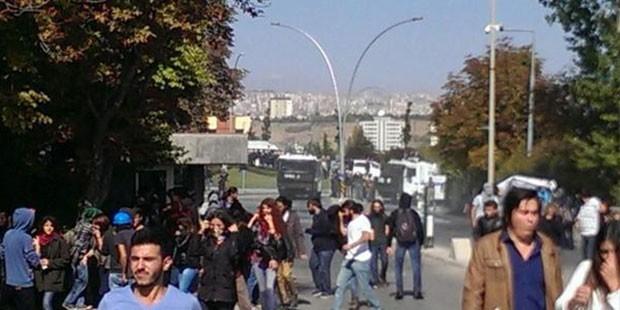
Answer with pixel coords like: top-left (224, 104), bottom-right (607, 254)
top-left (387, 193), bottom-right (424, 300)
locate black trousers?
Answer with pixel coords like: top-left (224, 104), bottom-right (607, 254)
top-left (4, 285), bottom-right (36, 310)
top-left (201, 300), bottom-right (235, 310)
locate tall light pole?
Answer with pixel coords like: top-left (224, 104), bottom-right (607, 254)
top-left (485, 0), bottom-right (499, 185)
top-left (501, 28), bottom-right (536, 157)
top-left (344, 17), bottom-right (423, 125)
top-left (271, 22), bottom-right (346, 180)
top-left (233, 52), bottom-right (244, 69)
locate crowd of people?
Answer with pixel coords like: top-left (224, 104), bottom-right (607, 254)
top-left (0, 186), bottom-right (428, 310)
top-left (0, 182), bottom-right (618, 310)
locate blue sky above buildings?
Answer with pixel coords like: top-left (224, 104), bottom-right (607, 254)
top-left (232, 0), bottom-right (574, 95)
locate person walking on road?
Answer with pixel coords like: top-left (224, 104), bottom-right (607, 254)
top-left (34, 216), bottom-right (70, 310)
top-left (275, 196), bottom-right (306, 308)
top-left (367, 199), bottom-right (389, 288)
top-left (577, 190), bottom-right (602, 260)
top-left (463, 187), bottom-right (563, 310)
top-left (0, 208), bottom-right (40, 310)
top-left (387, 193), bottom-right (425, 300)
top-left (305, 199), bottom-right (338, 298)
top-left (331, 202), bottom-right (381, 310)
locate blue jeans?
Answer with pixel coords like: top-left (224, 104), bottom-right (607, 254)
top-left (582, 235), bottom-right (596, 260)
top-left (247, 267), bottom-right (258, 302)
top-left (42, 291), bottom-right (54, 310)
top-left (170, 267), bottom-right (198, 293)
top-left (309, 249), bottom-right (335, 294)
top-left (108, 272), bottom-right (130, 290)
top-left (63, 262), bottom-right (88, 306)
top-left (394, 242), bottom-right (422, 294)
top-left (332, 260), bottom-right (381, 310)
top-left (253, 263), bottom-right (277, 310)
top-left (369, 244), bottom-right (388, 284)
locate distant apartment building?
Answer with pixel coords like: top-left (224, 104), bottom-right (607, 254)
top-left (269, 97), bottom-right (293, 119)
top-left (360, 117), bottom-right (405, 152)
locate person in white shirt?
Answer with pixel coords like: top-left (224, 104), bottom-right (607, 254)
top-left (331, 202), bottom-right (381, 310)
top-left (557, 220), bottom-right (620, 310)
top-left (576, 190), bottom-right (602, 259)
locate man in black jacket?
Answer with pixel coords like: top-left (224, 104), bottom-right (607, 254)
top-left (387, 193), bottom-right (424, 300)
top-left (305, 199), bottom-right (338, 298)
top-left (473, 200), bottom-right (503, 240)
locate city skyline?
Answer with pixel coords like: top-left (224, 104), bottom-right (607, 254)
top-left (232, 0), bottom-right (574, 95)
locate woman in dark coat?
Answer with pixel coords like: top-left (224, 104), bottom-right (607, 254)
top-left (198, 211), bottom-right (239, 310)
top-left (34, 216), bottom-right (70, 310)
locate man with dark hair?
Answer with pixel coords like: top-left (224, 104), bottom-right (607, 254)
top-left (99, 227), bottom-right (200, 309)
top-left (275, 196), bottom-right (306, 307)
top-left (463, 188), bottom-right (563, 310)
top-left (332, 202), bottom-right (381, 310)
top-left (473, 200), bottom-right (503, 240)
top-left (387, 193), bottom-right (424, 300)
top-left (305, 199), bottom-right (338, 298)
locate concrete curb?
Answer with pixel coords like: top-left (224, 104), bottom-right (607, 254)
top-left (422, 246), bottom-right (468, 268)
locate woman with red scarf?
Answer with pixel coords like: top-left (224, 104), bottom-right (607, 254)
top-left (34, 216), bottom-right (70, 310)
top-left (248, 198), bottom-right (292, 310)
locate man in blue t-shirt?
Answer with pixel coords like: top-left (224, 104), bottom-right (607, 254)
top-left (99, 227), bottom-right (200, 310)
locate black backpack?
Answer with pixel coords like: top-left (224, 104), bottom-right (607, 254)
top-left (395, 208), bottom-right (417, 243)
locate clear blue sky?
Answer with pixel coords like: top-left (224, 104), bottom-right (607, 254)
top-left (231, 0), bottom-right (574, 96)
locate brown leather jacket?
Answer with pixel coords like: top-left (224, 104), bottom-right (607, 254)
top-left (462, 230), bottom-right (563, 310)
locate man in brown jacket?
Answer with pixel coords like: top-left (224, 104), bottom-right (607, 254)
top-left (463, 188), bottom-right (563, 310)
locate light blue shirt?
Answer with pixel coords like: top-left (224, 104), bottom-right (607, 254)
top-left (98, 285), bottom-right (201, 310)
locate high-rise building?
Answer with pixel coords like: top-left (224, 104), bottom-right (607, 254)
top-left (269, 97), bottom-right (293, 119)
top-left (360, 117), bottom-right (405, 151)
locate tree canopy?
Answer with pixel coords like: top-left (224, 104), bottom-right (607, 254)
top-left (0, 0), bottom-right (264, 212)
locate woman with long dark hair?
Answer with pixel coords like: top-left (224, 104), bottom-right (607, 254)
top-left (34, 216), bottom-right (70, 310)
top-left (368, 199), bottom-right (390, 287)
top-left (559, 220), bottom-right (620, 309)
top-left (247, 198), bottom-right (290, 310)
top-left (197, 211), bottom-right (239, 310)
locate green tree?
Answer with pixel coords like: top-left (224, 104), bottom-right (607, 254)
top-left (431, 40), bottom-right (578, 195)
top-left (322, 132), bottom-right (334, 157)
top-left (0, 0), bottom-right (263, 208)
top-left (346, 125), bottom-right (375, 159)
top-left (261, 107), bottom-right (271, 141)
top-left (539, 0), bottom-right (620, 199)
top-left (305, 140), bottom-right (322, 157)
top-left (403, 101), bottom-right (413, 158)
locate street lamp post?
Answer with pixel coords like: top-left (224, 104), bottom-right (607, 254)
top-left (271, 22), bottom-right (346, 183)
top-left (485, 0), bottom-right (499, 186)
top-left (501, 28), bottom-right (536, 157)
top-left (233, 52), bottom-right (244, 69)
top-left (344, 17), bottom-right (423, 125)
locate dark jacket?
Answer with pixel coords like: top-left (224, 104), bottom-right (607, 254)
top-left (198, 234), bottom-right (238, 303)
top-left (173, 233), bottom-right (202, 269)
top-left (35, 235), bottom-right (70, 292)
top-left (253, 233), bottom-right (288, 267)
top-left (284, 210), bottom-right (306, 258)
top-left (538, 215), bottom-right (563, 246)
top-left (305, 209), bottom-right (339, 252)
top-left (474, 216), bottom-right (503, 240)
top-left (388, 193), bottom-right (425, 245)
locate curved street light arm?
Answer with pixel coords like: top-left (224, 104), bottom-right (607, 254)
top-left (344, 17), bottom-right (423, 124)
top-left (271, 22), bottom-right (346, 177)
